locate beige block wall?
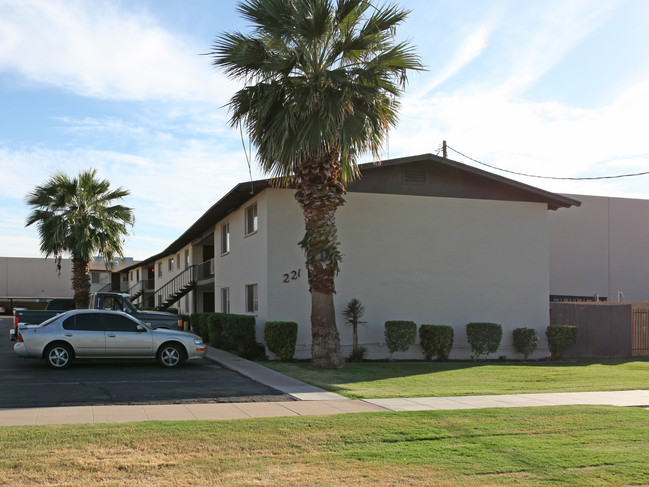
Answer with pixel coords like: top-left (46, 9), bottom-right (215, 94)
top-left (264, 189), bottom-right (552, 360)
top-left (549, 194), bottom-right (649, 302)
top-left (0, 257), bottom-right (73, 298)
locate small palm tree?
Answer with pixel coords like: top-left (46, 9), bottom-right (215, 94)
top-left (343, 297), bottom-right (366, 351)
top-left (211, 0), bottom-right (422, 368)
top-left (25, 169), bottom-right (134, 309)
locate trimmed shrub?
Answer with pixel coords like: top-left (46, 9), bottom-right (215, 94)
top-left (207, 313), bottom-right (226, 349)
top-left (466, 322), bottom-right (502, 360)
top-left (384, 321), bottom-right (417, 355)
top-left (222, 314), bottom-right (257, 354)
top-left (513, 327), bottom-right (539, 360)
top-left (166, 308), bottom-right (179, 315)
top-left (190, 313), bottom-right (201, 336)
top-left (546, 325), bottom-right (579, 360)
top-left (197, 313), bottom-right (211, 342)
top-left (264, 321), bottom-right (298, 361)
top-left (419, 324), bottom-right (454, 361)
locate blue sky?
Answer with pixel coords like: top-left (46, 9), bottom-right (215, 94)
top-left (1, 0), bottom-right (649, 260)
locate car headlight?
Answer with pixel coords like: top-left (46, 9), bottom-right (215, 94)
top-left (194, 339), bottom-right (203, 345)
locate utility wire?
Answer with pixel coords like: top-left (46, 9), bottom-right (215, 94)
top-left (447, 146), bottom-right (649, 181)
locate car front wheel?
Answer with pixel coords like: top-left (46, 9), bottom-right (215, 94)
top-left (46, 343), bottom-right (73, 369)
top-left (157, 343), bottom-right (184, 368)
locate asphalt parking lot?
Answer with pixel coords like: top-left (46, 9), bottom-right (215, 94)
top-left (0, 317), bottom-right (290, 408)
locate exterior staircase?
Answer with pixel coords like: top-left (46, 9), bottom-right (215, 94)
top-left (153, 259), bottom-right (214, 311)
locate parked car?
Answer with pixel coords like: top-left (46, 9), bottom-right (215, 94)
top-left (0, 305), bottom-right (5, 314)
top-left (11, 292), bottom-right (183, 341)
top-left (13, 309), bottom-right (207, 369)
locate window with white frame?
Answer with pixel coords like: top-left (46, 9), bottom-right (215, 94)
top-left (168, 257), bottom-right (174, 271)
top-left (184, 249), bottom-right (190, 269)
top-left (176, 254), bottom-right (180, 270)
top-left (221, 287), bottom-right (230, 314)
top-left (245, 284), bottom-right (258, 313)
top-left (158, 262), bottom-right (162, 277)
top-left (245, 203), bottom-right (258, 235)
top-left (221, 221), bottom-right (230, 254)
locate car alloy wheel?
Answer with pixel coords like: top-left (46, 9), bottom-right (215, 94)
top-left (46, 344), bottom-right (72, 369)
top-left (158, 343), bottom-right (183, 368)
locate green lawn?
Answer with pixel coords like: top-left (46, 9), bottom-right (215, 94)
top-left (2, 407), bottom-right (648, 486)
top-left (262, 358), bottom-right (649, 399)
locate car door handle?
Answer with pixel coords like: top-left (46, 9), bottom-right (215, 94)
top-left (107, 334), bottom-right (116, 338)
top-left (64, 333), bottom-right (73, 337)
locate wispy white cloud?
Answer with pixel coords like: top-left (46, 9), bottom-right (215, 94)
top-left (415, 24), bottom-right (493, 97)
top-left (495, 0), bottom-right (618, 96)
top-left (0, 0), bottom-right (233, 102)
top-left (391, 76), bottom-right (649, 198)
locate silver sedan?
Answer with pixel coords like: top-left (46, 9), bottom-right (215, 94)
top-left (14, 309), bottom-right (207, 369)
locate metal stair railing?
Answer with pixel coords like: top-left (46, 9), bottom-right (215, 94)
top-left (154, 265), bottom-right (197, 310)
top-left (196, 258), bottom-right (215, 281)
top-left (128, 279), bottom-right (154, 297)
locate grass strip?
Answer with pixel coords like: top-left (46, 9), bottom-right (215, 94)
top-left (262, 358), bottom-right (649, 399)
top-left (1, 406), bottom-right (649, 486)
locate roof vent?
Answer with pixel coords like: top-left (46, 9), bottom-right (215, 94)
top-left (403, 167), bottom-right (426, 183)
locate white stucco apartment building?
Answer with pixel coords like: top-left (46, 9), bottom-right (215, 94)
top-left (121, 153), bottom-right (578, 360)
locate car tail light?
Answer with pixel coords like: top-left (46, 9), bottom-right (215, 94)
top-left (177, 319), bottom-right (183, 329)
top-left (17, 331), bottom-right (23, 342)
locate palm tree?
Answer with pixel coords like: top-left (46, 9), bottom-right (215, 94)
top-left (210, 0), bottom-right (422, 368)
top-left (25, 169), bottom-right (135, 309)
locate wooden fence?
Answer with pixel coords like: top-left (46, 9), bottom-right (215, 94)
top-left (549, 302), bottom-right (649, 358)
top-left (632, 309), bottom-right (649, 355)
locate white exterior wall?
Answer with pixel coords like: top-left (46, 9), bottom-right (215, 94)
top-left (549, 194), bottom-right (649, 302)
top-left (214, 193), bottom-right (268, 341)
top-left (263, 189), bottom-right (551, 360)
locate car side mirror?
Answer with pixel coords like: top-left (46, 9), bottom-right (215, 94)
top-left (136, 324), bottom-right (147, 332)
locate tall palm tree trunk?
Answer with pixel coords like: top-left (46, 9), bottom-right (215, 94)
top-left (72, 257), bottom-right (91, 309)
top-left (295, 150), bottom-right (345, 369)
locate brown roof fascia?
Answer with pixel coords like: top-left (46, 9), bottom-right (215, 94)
top-left (123, 153), bottom-right (580, 272)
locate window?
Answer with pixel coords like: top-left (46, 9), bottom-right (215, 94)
top-left (136, 269), bottom-right (140, 282)
top-left (62, 313), bottom-right (104, 331)
top-left (168, 258), bottom-right (174, 271)
top-left (158, 262), bottom-right (162, 276)
top-left (176, 254), bottom-right (181, 270)
top-left (245, 203), bottom-right (258, 235)
top-left (105, 314), bottom-right (140, 332)
top-left (221, 287), bottom-right (230, 314)
top-left (91, 272), bottom-right (108, 284)
top-left (184, 249), bottom-right (190, 269)
top-left (245, 284), bottom-right (258, 313)
top-left (221, 222), bottom-right (230, 254)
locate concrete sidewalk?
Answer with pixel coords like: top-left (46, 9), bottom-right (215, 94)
top-left (1, 349), bottom-right (648, 426)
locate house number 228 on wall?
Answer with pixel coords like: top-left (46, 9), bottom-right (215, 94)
top-left (282, 269), bottom-right (301, 283)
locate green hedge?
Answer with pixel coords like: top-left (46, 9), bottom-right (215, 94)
top-left (264, 321), bottom-right (298, 361)
top-left (190, 312), bottom-right (264, 359)
top-left (546, 325), bottom-right (579, 360)
top-left (466, 322), bottom-right (502, 360)
top-left (222, 314), bottom-right (257, 354)
top-left (384, 321), bottom-right (417, 354)
top-left (419, 324), bottom-right (454, 361)
top-left (207, 313), bottom-right (226, 349)
top-left (513, 327), bottom-right (539, 360)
